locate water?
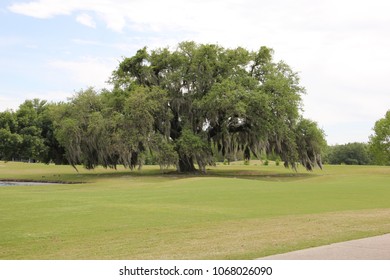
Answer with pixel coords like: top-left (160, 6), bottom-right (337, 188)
top-left (0, 181), bottom-right (58, 187)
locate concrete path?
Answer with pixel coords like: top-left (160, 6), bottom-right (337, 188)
top-left (258, 233), bottom-right (390, 260)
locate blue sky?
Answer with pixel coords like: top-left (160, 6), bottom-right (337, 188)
top-left (1, 0), bottom-right (390, 145)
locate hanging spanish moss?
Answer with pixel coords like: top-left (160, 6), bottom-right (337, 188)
top-left (52, 42), bottom-right (326, 173)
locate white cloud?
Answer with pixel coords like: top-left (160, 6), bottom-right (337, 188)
top-left (76, 13), bottom-right (96, 28)
top-left (5, 0), bottom-right (302, 34)
top-left (8, 0), bottom-right (78, 18)
top-left (8, 0), bottom-right (131, 30)
top-left (8, 0), bottom-right (390, 35)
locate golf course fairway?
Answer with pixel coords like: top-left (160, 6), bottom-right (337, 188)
top-left (1, 161), bottom-right (389, 259)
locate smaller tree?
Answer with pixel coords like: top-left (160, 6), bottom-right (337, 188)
top-left (326, 142), bottom-right (372, 165)
top-left (0, 100), bottom-right (52, 162)
top-left (370, 110), bottom-right (390, 165)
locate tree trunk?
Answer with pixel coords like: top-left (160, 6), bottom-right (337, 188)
top-left (178, 154), bottom-right (197, 173)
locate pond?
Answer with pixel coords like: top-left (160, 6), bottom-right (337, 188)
top-left (0, 181), bottom-right (60, 187)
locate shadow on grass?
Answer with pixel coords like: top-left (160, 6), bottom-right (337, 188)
top-left (56, 168), bottom-right (316, 183)
top-left (205, 169), bottom-right (317, 182)
top-left (0, 164), bottom-right (318, 184)
top-left (96, 167), bottom-right (318, 182)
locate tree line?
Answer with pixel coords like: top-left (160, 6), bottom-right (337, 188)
top-left (0, 99), bottom-right (66, 164)
top-left (1, 42), bottom-right (389, 171)
top-left (324, 142), bottom-right (372, 165)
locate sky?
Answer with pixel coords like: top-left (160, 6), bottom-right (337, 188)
top-left (0, 0), bottom-right (389, 145)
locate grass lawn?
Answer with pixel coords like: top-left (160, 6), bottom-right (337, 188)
top-left (0, 161), bottom-right (389, 259)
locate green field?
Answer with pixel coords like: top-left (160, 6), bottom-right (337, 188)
top-left (0, 161), bottom-right (389, 259)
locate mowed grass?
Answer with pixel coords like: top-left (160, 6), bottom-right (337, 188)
top-left (0, 161), bottom-right (389, 259)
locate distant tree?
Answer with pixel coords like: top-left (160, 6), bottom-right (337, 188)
top-left (369, 110), bottom-right (390, 165)
top-left (0, 110), bottom-right (17, 132)
top-left (15, 99), bottom-right (48, 161)
top-left (0, 102), bottom-right (46, 162)
top-left (326, 142), bottom-right (372, 165)
top-left (0, 99), bottom-right (67, 163)
top-left (0, 110), bottom-right (22, 160)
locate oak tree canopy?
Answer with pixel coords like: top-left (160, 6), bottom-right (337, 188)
top-left (53, 42), bottom-right (326, 172)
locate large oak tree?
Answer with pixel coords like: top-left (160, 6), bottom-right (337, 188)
top-left (54, 42), bottom-right (326, 172)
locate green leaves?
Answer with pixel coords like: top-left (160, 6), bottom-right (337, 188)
top-left (0, 99), bottom-right (56, 163)
top-left (326, 142), bottom-right (372, 165)
top-left (0, 128), bottom-right (22, 160)
top-left (50, 86), bottom-right (172, 171)
top-left (176, 128), bottom-right (213, 173)
top-left (110, 41), bottom-right (326, 171)
top-left (295, 118), bottom-right (326, 170)
top-left (370, 110), bottom-right (390, 165)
